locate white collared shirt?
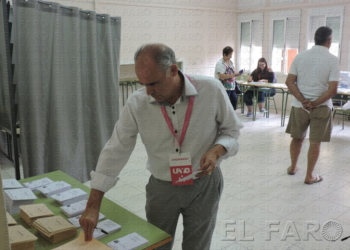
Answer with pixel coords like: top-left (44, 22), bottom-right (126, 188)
top-left (90, 72), bottom-right (243, 193)
top-left (289, 45), bottom-right (340, 109)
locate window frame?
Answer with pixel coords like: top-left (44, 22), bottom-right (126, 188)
top-left (237, 13), bottom-right (264, 73)
top-left (269, 10), bottom-right (301, 75)
top-left (307, 6), bottom-right (344, 60)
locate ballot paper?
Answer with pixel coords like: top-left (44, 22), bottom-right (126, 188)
top-left (33, 215), bottom-right (77, 244)
top-left (51, 188), bottom-right (88, 206)
top-left (8, 225), bottom-right (38, 250)
top-left (52, 231), bottom-right (112, 250)
top-left (61, 200), bottom-right (87, 217)
top-left (37, 181), bottom-right (71, 197)
top-left (96, 219), bottom-right (122, 234)
top-left (2, 179), bottom-right (23, 189)
top-left (176, 170), bottom-right (203, 183)
top-left (6, 212), bottom-right (17, 226)
top-left (93, 228), bottom-right (108, 240)
top-left (107, 232), bottom-right (148, 250)
top-left (68, 213), bottom-right (106, 228)
top-left (4, 188), bottom-right (37, 214)
top-left (22, 177), bottom-right (54, 192)
top-left (19, 203), bottom-right (55, 226)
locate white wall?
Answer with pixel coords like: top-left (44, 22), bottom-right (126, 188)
top-left (45, 0), bottom-right (239, 78)
top-left (16, 0), bottom-right (350, 78)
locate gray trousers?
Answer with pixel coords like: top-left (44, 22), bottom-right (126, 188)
top-left (145, 167), bottom-right (224, 250)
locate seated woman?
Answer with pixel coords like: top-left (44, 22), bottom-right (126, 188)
top-left (244, 58), bottom-right (277, 117)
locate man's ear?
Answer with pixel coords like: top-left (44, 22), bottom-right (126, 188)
top-left (170, 64), bottom-right (178, 76)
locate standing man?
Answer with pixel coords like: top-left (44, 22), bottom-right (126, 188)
top-left (79, 44), bottom-right (243, 249)
top-left (285, 26), bottom-right (339, 184)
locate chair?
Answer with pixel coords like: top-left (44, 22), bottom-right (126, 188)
top-left (263, 89), bottom-right (278, 118)
top-left (332, 94), bottom-right (350, 130)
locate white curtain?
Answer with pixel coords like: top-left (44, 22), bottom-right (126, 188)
top-left (12, 0), bottom-right (121, 182)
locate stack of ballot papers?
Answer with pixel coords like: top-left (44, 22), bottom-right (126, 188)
top-left (61, 200), bottom-right (87, 217)
top-left (68, 213), bottom-right (105, 228)
top-left (92, 219), bottom-right (121, 240)
top-left (23, 177), bottom-right (54, 191)
top-left (52, 232), bottom-right (112, 250)
top-left (8, 225), bottom-right (38, 250)
top-left (37, 181), bottom-right (71, 197)
top-left (33, 215), bottom-right (77, 243)
top-left (19, 203), bottom-right (55, 227)
top-left (6, 212), bottom-right (17, 226)
top-left (4, 188), bottom-right (37, 214)
top-left (51, 188), bottom-right (88, 206)
top-left (2, 179), bottom-right (23, 189)
top-left (107, 232), bottom-right (148, 250)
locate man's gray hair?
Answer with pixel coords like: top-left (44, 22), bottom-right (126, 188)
top-left (134, 43), bottom-right (177, 72)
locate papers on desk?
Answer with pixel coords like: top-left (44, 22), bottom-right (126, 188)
top-left (19, 203), bottom-right (55, 227)
top-left (96, 219), bottom-right (121, 234)
top-left (52, 232), bottom-right (112, 250)
top-left (107, 232), bottom-right (148, 250)
top-left (8, 225), bottom-right (38, 250)
top-left (37, 181), bottom-right (71, 197)
top-left (68, 213), bottom-right (106, 228)
top-left (51, 188), bottom-right (88, 206)
top-left (61, 200), bottom-right (87, 217)
top-left (23, 177), bottom-right (54, 192)
top-left (33, 215), bottom-right (77, 244)
top-left (4, 188), bottom-right (37, 214)
top-left (2, 179), bottom-right (23, 189)
top-left (6, 212), bottom-right (17, 226)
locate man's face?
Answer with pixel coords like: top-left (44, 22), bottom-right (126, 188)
top-left (135, 54), bottom-right (177, 102)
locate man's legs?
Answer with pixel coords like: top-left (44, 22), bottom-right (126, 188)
top-left (305, 140), bottom-right (321, 183)
top-left (181, 167), bottom-right (223, 250)
top-left (288, 138), bottom-right (304, 174)
top-left (146, 176), bottom-right (181, 250)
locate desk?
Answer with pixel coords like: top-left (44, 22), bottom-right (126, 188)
top-left (238, 82), bottom-right (289, 126)
top-left (12, 171), bottom-right (172, 250)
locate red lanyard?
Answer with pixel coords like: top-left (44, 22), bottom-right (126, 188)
top-left (160, 96), bottom-right (194, 148)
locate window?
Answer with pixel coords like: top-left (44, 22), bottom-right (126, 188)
top-left (308, 7), bottom-right (343, 58)
top-left (271, 17), bottom-right (300, 74)
top-left (239, 20), bottom-right (263, 72)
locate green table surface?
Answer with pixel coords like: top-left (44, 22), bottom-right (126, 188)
top-left (12, 170), bottom-right (172, 250)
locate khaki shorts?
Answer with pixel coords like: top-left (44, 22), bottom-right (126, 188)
top-left (286, 106), bottom-right (332, 142)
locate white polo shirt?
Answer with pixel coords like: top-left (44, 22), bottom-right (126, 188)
top-left (289, 45), bottom-right (340, 109)
top-left (90, 72), bottom-right (243, 193)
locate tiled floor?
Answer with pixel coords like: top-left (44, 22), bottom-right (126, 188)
top-left (1, 105), bottom-right (350, 250)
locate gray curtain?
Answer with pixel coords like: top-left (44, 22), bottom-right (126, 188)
top-left (0, 0), bottom-right (11, 132)
top-left (12, 0), bottom-right (121, 182)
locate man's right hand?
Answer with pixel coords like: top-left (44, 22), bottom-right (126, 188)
top-left (79, 206), bottom-right (100, 241)
top-left (78, 189), bottom-right (105, 242)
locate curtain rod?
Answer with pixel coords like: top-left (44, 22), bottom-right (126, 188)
top-left (29, 0), bottom-right (119, 20)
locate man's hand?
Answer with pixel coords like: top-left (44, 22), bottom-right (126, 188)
top-left (79, 189), bottom-right (105, 242)
top-left (302, 99), bottom-right (313, 111)
top-left (79, 206), bottom-right (99, 241)
top-left (196, 145), bottom-right (227, 178)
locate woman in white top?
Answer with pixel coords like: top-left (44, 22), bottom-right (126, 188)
top-left (214, 46), bottom-right (242, 110)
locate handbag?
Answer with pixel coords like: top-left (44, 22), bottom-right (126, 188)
top-left (235, 81), bottom-right (242, 94)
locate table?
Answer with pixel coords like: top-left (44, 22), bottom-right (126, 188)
top-left (238, 82), bottom-right (289, 126)
top-left (11, 170), bottom-right (172, 250)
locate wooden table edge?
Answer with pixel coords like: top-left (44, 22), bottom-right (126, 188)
top-left (145, 236), bottom-right (173, 250)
